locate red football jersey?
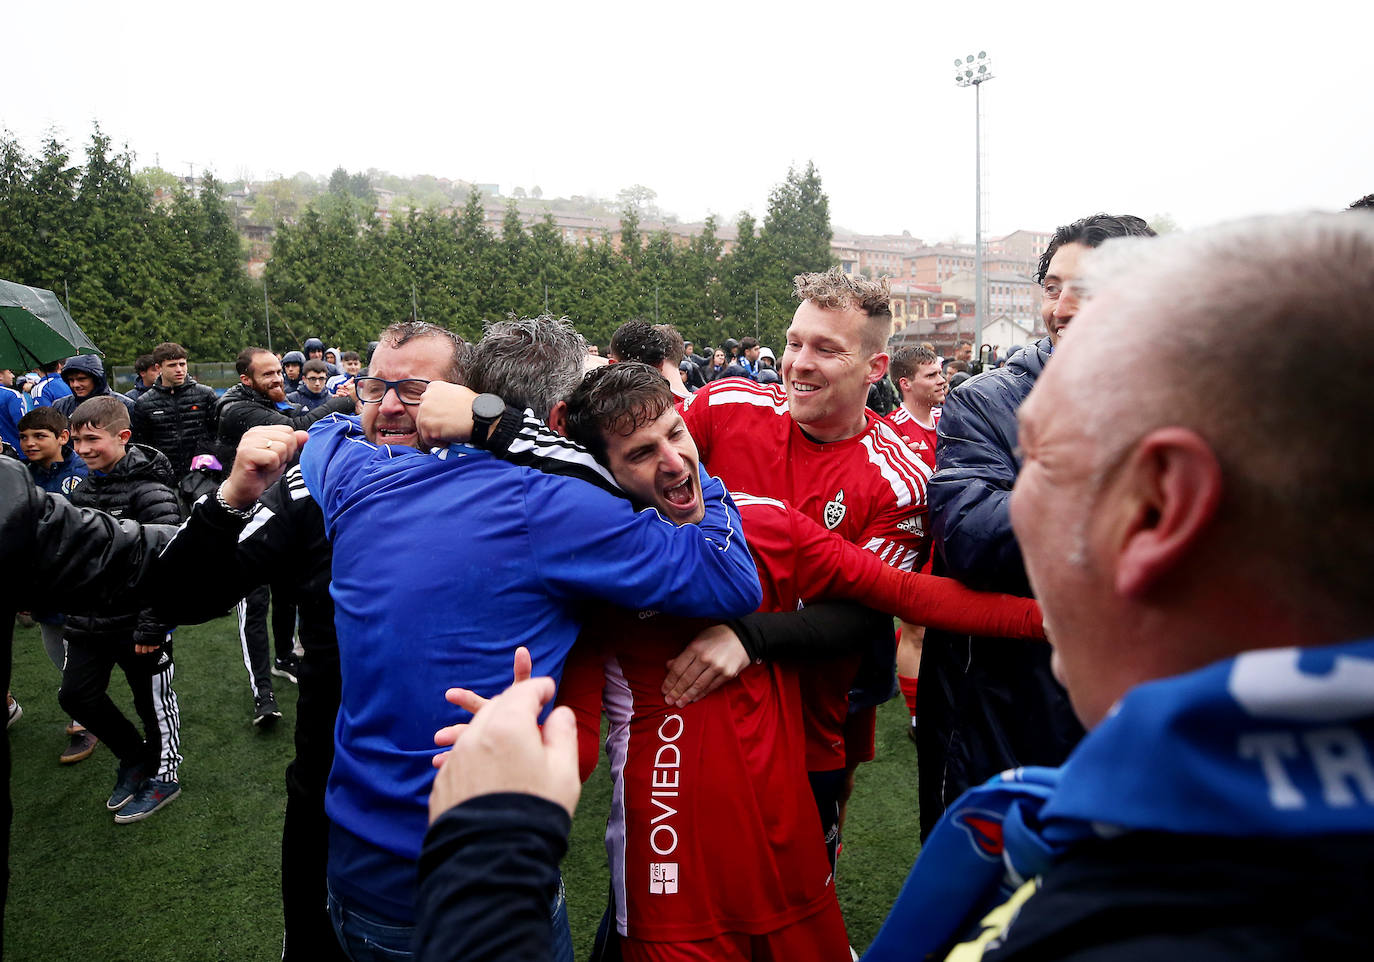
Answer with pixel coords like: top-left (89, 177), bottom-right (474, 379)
top-left (682, 378), bottom-right (932, 769)
top-left (886, 404), bottom-right (942, 471)
top-left (556, 495), bottom-right (1045, 947)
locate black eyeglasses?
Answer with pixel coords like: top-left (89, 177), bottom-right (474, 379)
top-left (355, 377), bottom-right (430, 405)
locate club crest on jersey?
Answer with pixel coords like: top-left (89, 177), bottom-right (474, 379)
top-left (823, 490), bottom-right (846, 530)
top-left (650, 862), bottom-right (679, 894)
top-left (954, 809), bottom-right (1006, 862)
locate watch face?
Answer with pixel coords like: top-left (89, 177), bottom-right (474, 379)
top-left (473, 393), bottom-right (504, 421)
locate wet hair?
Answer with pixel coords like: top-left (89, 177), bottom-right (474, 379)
top-left (609, 320), bottom-right (668, 367)
top-left (889, 345), bottom-right (939, 386)
top-left (133, 353), bottom-right (157, 375)
top-left (654, 324), bottom-right (686, 366)
top-left (1035, 214), bottom-right (1156, 284)
top-left (377, 321), bottom-right (467, 384)
top-left (467, 315), bottom-right (585, 421)
top-left (152, 342), bottom-right (187, 365)
top-left (69, 395), bottom-right (130, 435)
top-left (564, 362), bottom-right (674, 463)
top-left (18, 406), bottom-right (68, 437)
top-left (792, 268), bottom-right (893, 355)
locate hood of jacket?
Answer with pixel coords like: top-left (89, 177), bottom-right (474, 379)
top-left (63, 353), bottom-right (111, 396)
top-left (282, 350), bottom-right (306, 366)
top-left (302, 338), bottom-right (325, 356)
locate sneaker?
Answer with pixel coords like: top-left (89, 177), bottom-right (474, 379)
top-left (6, 698), bottom-right (21, 729)
top-left (106, 763), bottom-right (148, 811)
top-left (271, 654), bottom-right (300, 685)
top-left (60, 730), bottom-right (99, 765)
top-left (253, 692), bottom-right (282, 728)
top-left (114, 778), bottom-right (180, 823)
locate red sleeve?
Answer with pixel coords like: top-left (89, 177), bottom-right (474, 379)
top-left (784, 505), bottom-right (1046, 640)
top-left (555, 640), bottom-right (605, 783)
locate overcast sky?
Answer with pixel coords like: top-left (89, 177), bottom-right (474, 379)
top-left (6, 0), bottom-right (1370, 242)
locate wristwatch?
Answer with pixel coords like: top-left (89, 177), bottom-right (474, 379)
top-left (471, 393), bottom-right (505, 448)
top-left (214, 484), bottom-right (255, 520)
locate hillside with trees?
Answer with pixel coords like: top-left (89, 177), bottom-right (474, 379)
top-left (0, 126), bottom-right (834, 362)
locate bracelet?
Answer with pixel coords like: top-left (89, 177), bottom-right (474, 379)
top-left (214, 484), bottom-right (255, 520)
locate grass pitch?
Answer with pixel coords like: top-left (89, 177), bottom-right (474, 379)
top-left (6, 615), bottom-right (920, 960)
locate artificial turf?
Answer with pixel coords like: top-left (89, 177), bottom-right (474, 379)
top-left (6, 614), bottom-right (921, 960)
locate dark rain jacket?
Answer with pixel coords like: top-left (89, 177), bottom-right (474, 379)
top-left (64, 444), bottom-right (181, 645)
top-left (918, 336), bottom-right (1085, 838)
top-left (214, 383), bottom-right (353, 466)
top-left (0, 456), bottom-right (176, 919)
top-left (52, 354), bottom-right (136, 420)
top-left (132, 377), bottom-right (221, 478)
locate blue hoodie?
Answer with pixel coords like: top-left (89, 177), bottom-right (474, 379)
top-left (301, 412), bottom-right (762, 923)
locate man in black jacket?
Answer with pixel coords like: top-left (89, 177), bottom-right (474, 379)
top-left (919, 213), bottom-right (1154, 836)
top-left (217, 346), bottom-right (354, 726)
top-left (132, 342), bottom-right (220, 479)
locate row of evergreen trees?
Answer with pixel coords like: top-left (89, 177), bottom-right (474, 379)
top-left (0, 128), bottom-right (835, 365)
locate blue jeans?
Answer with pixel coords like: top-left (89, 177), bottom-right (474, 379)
top-left (328, 878), bottom-right (573, 962)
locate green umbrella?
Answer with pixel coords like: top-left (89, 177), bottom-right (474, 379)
top-left (0, 278), bottom-right (102, 372)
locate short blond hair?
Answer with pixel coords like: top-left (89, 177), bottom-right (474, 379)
top-left (793, 268), bottom-right (892, 355)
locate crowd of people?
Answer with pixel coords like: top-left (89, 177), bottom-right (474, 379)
top-left (2, 204), bottom-right (1372, 962)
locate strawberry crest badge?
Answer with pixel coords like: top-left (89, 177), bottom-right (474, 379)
top-left (823, 490), bottom-right (847, 530)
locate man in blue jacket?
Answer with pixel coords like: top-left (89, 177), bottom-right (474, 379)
top-left (300, 319), bottom-right (762, 962)
top-left (918, 213), bottom-right (1155, 836)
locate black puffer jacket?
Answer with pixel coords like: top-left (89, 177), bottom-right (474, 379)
top-left (215, 383), bottom-right (353, 466)
top-left (132, 377), bottom-right (220, 478)
top-left (0, 456), bottom-right (177, 915)
top-left (65, 444), bottom-right (181, 644)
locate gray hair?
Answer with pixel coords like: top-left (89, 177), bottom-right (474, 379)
top-left (467, 315), bottom-right (587, 420)
top-left (1074, 213), bottom-right (1374, 614)
top-left (377, 321), bottom-right (468, 384)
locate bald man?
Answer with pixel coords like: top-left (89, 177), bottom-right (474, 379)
top-left (864, 213), bottom-right (1374, 961)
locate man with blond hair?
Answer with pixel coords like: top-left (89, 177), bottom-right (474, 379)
top-left (681, 267), bottom-right (930, 869)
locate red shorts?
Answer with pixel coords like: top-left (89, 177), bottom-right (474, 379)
top-left (619, 896), bottom-right (849, 962)
top-left (843, 705), bottom-right (877, 767)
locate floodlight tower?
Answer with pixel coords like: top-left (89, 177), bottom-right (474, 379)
top-left (955, 51), bottom-right (993, 363)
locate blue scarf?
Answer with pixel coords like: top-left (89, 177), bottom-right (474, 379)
top-left (864, 637), bottom-right (1374, 961)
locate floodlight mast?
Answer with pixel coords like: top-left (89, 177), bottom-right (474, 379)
top-left (954, 52), bottom-right (994, 365)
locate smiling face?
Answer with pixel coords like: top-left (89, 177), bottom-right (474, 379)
top-left (65, 371), bottom-right (97, 398)
top-left (19, 427), bottom-right (65, 465)
top-left (602, 406), bottom-right (704, 525)
top-left (1041, 241), bottom-right (1090, 344)
top-left (243, 353), bottom-right (287, 403)
top-left (782, 300), bottom-right (887, 442)
top-left (360, 337), bottom-right (458, 447)
top-left (73, 422), bottom-right (128, 474)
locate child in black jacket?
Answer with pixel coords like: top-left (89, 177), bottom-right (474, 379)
top-left (61, 396), bottom-right (184, 823)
